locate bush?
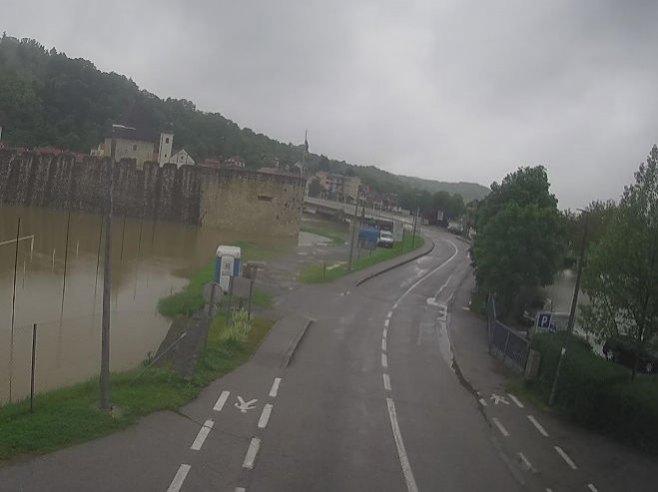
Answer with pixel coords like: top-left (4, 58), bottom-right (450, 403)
top-left (220, 309), bottom-right (252, 346)
top-left (530, 333), bottom-right (658, 452)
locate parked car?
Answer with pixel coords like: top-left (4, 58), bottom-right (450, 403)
top-left (377, 230), bottom-right (394, 248)
top-left (602, 336), bottom-right (657, 374)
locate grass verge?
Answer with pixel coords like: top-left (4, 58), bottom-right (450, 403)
top-left (0, 315), bottom-right (274, 462)
top-left (299, 235), bottom-right (425, 284)
top-left (300, 225), bottom-right (348, 245)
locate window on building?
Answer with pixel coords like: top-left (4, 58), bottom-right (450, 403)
top-left (165, 137), bottom-right (170, 144)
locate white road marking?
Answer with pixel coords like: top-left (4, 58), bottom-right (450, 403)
top-left (383, 373), bottom-right (392, 391)
top-left (479, 398), bottom-right (488, 407)
top-left (258, 403), bottom-right (273, 429)
top-left (554, 446), bottom-right (578, 470)
top-left (386, 398), bottom-right (419, 492)
top-left (587, 484), bottom-right (599, 492)
top-left (190, 419), bottom-right (214, 451)
top-left (235, 488), bottom-right (246, 492)
top-left (213, 390), bottom-right (230, 412)
top-left (382, 338), bottom-right (387, 352)
top-left (546, 489), bottom-right (553, 492)
top-left (507, 393), bottom-right (524, 408)
top-left (382, 353), bottom-right (388, 368)
top-left (518, 452), bottom-right (537, 473)
top-left (490, 393), bottom-right (510, 405)
top-left (492, 417), bottom-right (510, 437)
top-left (269, 377), bottom-right (281, 398)
top-left (383, 328), bottom-right (388, 339)
top-left (435, 274), bottom-right (453, 297)
top-left (394, 240), bottom-right (459, 306)
top-left (384, 318), bottom-right (390, 327)
top-left (527, 415), bottom-right (549, 437)
top-left (243, 437), bottom-right (261, 469)
top-left (167, 464), bottom-right (191, 492)
top-left (235, 396), bottom-right (258, 413)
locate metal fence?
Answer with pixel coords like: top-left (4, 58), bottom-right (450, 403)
top-left (486, 295), bottom-right (530, 373)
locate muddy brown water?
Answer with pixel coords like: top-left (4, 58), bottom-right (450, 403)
top-left (0, 205), bottom-right (292, 404)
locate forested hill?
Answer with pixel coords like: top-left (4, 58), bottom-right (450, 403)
top-left (0, 35), bottom-right (489, 203)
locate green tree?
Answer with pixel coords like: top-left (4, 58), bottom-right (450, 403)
top-left (472, 166), bottom-right (562, 318)
top-left (581, 145), bottom-right (658, 378)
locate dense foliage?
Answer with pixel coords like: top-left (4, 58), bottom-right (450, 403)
top-left (530, 333), bottom-right (658, 453)
top-left (472, 166), bottom-right (563, 317)
top-left (581, 145), bottom-right (658, 377)
top-left (0, 35), bottom-right (486, 207)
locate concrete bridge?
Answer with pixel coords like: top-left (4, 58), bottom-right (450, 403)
top-left (303, 196), bottom-right (414, 225)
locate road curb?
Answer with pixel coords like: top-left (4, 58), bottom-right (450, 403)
top-left (281, 317), bottom-right (315, 368)
top-left (354, 235), bottom-right (436, 287)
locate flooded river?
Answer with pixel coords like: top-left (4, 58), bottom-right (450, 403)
top-left (0, 205), bottom-right (289, 404)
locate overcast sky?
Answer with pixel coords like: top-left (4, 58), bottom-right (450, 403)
top-left (3, 0), bottom-right (658, 209)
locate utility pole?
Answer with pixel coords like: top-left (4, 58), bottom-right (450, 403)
top-left (549, 211), bottom-right (589, 406)
top-left (100, 128), bottom-right (115, 410)
top-left (347, 186), bottom-right (360, 272)
top-left (411, 206), bottom-right (420, 248)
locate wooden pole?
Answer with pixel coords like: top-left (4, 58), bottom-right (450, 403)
top-left (30, 323), bottom-right (37, 413)
top-left (8, 217), bottom-right (20, 402)
top-left (100, 153), bottom-right (114, 409)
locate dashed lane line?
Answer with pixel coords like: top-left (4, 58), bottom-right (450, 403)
top-left (528, 415), bottom-right (549, 437)
top-left (258, 404), bottom-right (273, 429)
top-left (492, 417), bottom-right (510, 437)
top-left (235, 488), bottom-right (246, 492)
top-left (383, 328), bottom-right (388, 339)
top-left (167, 464), bottom-right (191, 492)
top-left (383, 373), bottom-right (392, 391)
top-left (384, 318), bottom-right (390, 327)
top-left (269, 377), bottom-right (282, 398)
top-left (382, 353), bottom-right (388, 368)
top-left (213, 390), bottom-right (230, 412)
top-left (587, 484), bottom-right (599, 492)
top-left (507, 393), bottom-right (524, 408)
top-left (386, 398), bottom-right (419, 492)
top-left (479, 398), bottom-right (488, 407)
top-left (382, 338), bottom-right (387, 352)
top-left (243, 438), bottom-right (261, 469)
top-left (387, 310), bottom-right (394, 318)
top-left (190, 419), bottom-right (214, 451)
top-left (518, 452), bottom-right (537, 473)
top-left (554, 446), bottom-right (578, 470)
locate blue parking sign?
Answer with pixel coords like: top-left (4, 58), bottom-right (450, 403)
top-left (538, 313), bottom-right (552, 330)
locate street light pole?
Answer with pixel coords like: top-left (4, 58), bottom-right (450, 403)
top-left (549, 211), bottom-right (589, 406)
top-left (347, 186), bottom-right (360, 272)
top-left (100, 130), bottom-right (115, 410)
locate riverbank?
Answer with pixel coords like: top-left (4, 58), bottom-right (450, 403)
top-left (0, 314), bottom-right (273, 462)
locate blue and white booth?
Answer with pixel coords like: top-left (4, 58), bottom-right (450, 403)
top-left (214, 245), bottom-right (242, 293)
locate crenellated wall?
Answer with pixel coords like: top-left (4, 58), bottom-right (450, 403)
top-left (0, 150), bottom-right (305, 236)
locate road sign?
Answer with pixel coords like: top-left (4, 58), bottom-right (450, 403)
top-left (537, 313), bottom-right (552, 330)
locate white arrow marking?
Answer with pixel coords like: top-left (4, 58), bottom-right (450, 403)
top-left (490, 393), bottom-right (510, 405)
top-left (235, 396), bottom-right (258, 413)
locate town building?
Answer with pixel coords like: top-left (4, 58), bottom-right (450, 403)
top-left (311, 171), bottom-right (361, 203)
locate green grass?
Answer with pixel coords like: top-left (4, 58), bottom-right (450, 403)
top-left (299, 235), bottom-right (425, 284)
top-left (158, 241), bottom-right (280, 319)
top-left (0, 315), bottom-right (274, 462)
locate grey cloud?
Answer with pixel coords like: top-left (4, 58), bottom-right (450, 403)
top-left (2, 0), bottom-right (658, 208)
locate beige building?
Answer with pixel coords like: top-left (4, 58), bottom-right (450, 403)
top-left (91, 125), bottom-right (174, 170)
top-left (312, 171), bottom-right (360, 202)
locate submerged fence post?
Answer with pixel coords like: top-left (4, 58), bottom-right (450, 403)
top-left (61, 209), bottom-right (72, 316)
top-left (247, 279), bottom-right (254, 320)
top-left (30, 323), bottom-right (37, 413)
top-left (9, 217), bottom-right (20, 403)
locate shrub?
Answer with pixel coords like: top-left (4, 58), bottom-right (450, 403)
top-left (530, 332), bottom-right (658, 452)
top-left (220, 309), bottom-right (252, 346)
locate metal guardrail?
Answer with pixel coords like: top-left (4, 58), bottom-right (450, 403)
top-left (486, 294), bottom-right (530, 373)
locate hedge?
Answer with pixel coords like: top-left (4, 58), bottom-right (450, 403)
top-left (529, 333), bottom-right (658, 453)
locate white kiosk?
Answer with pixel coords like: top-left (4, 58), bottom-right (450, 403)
top-left (214, 245), bottom-right (242, 293)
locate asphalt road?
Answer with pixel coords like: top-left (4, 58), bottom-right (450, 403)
top-left (1, 228), bottom-right (656, 491)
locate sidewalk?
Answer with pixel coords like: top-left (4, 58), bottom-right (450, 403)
top-left (448, 273), bottom-right (658, 491)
